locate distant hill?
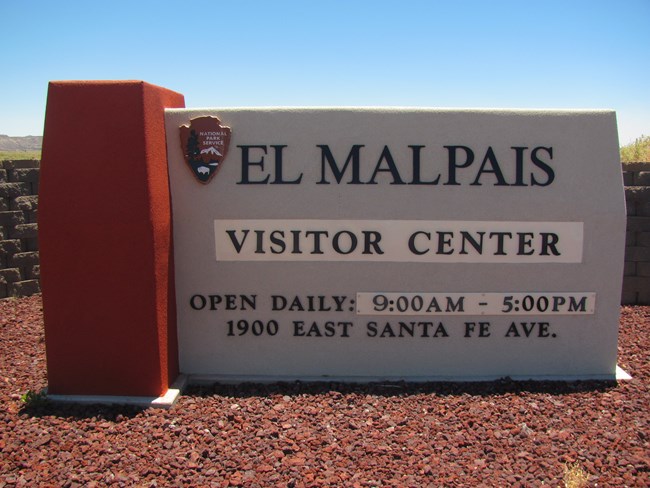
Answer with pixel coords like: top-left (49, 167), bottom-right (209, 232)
top-left (0, 135), bottom-right (43, 151)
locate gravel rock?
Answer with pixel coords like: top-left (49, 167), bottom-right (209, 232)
top-left (1, 296), bottom-right (648, 486)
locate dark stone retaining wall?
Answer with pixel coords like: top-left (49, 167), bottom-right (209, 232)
top-left (0, 160), bottom-right (40, 298)
top-left (1, 159), bottom-right (649, 303)
top-left (622, 162), bottom-right (650, 304)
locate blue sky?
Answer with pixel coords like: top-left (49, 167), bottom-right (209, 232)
top-left (1, 0), bottom-right (648, 145)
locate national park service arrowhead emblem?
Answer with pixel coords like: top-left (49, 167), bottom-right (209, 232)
top-left (180, 116), bottom-right (232, 184)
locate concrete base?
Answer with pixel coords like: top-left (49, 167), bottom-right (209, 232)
top-left (616, 365), bottom-right (632, 380)
top-left (47, 375), bottom-right (187, 409)
top-left (188, 365), bottom-right (631, 385)
top-left (44, 367), bottom-right (631, 408)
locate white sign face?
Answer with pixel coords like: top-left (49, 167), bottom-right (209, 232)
top-left (165, 108), bottom-right (625, 381)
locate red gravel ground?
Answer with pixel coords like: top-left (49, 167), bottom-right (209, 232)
top-left (0, 295), bottom-right (648, 487)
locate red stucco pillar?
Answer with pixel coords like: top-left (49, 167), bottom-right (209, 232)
top-left (39, 80), bottom-right (185, 396)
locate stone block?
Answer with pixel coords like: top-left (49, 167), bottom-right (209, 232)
top-left (0, 211), bottom-right (25, 227)
top-left (637, 262), bottom-right (650, 277)
top-left (0, 197), bottom-right (8, 212)
top-left (0, 226), bottom-right (6, 239)
top-left (9, 251), bottom-right (39, 267)
top-left (9, 223), bottom-right (38, 239)
top-left (626, 231), bottom-right (637, 247)
top-left (0, 268), bottom-right (22, 285)
top-left (26, 210), bottom-right (38, 224)
top-left (638, 232), bottom-right (650, 247)
top-left (635, 171), bottom-right (650, 186)
top-left (626, 216), bottom-right (650, 232)
top-left (8, 168), bottom-right (39, 183)
top-left (27, 265), bottom-right (40, 280)
top-left (3, 160), bottom-right (40, 170)
top-left (623, 275), bottom-right (650, 291)
top-left (625, 246), bottom-right (650, 262)
top-left (624, 261), bottom-right (636, 276)
top-left (625, 201), bottom-right (636, 216)
top-left (11, 195), bottom-right (38, 212)
top-left (0, 239), bottom-right (23, 255)
top-left (8, 279), bottom-right (40, 297)
top-left (0, 283), bottom-right (7, 299)
top-left (24, 236), bottom-right (38, 252)
top-left (638, 283), bottom-right (650, 305)
top-left (622, 171), bottom-right (634, 186)
top-left (623, 162), bottom-right (650, 172)
top-left (636, 202), bottom-right (650, 217)
top-left (625, 186), bottom-right (650, 202)
top-left (0, 182), bottom-right (30, 199)
top-left (620, 287), bottom-right (637, 305)
top-left (0, 169), bottom-right (7, 182)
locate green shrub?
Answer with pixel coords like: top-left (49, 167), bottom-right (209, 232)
top-left (20, 389), bottom-right (48, 407)
top-left (563, 462), bottom-right (590, 488)
top-left (620, 135), bottom-right (650, 163)
top-left (0, 151), bottom-right (41, 161)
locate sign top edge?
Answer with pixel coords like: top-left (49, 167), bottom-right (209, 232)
top-left (165, 107), bottom-right (615, 115)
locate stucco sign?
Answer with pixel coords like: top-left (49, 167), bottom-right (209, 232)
top-left (165, 108), bottom-right (625, 382)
